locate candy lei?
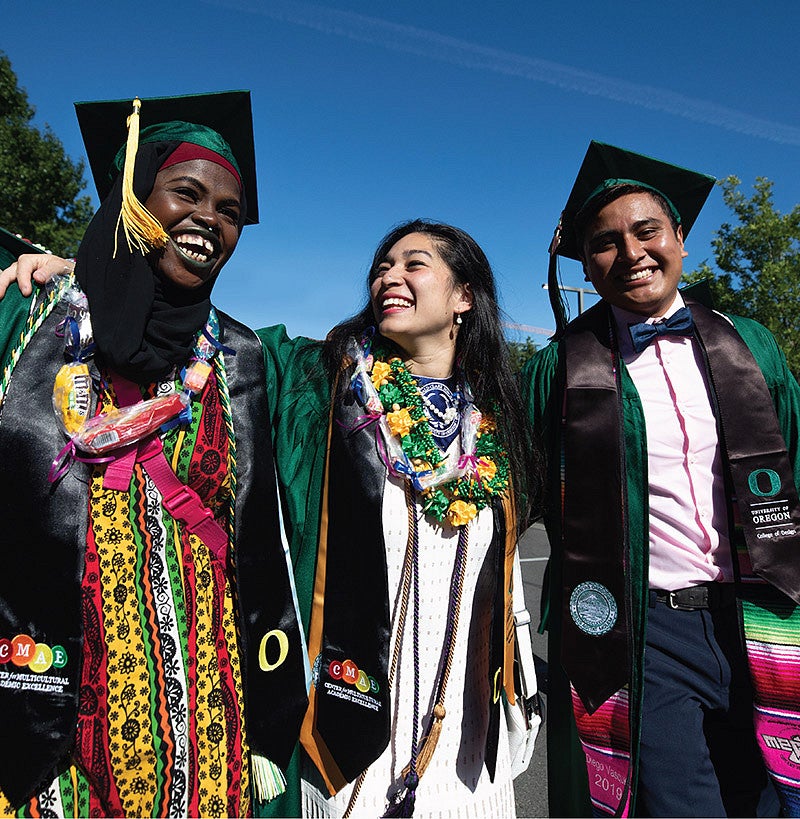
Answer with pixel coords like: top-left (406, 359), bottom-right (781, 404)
top-left (47, 285), bottom-right (235, 484)
top-left (349, 335), bottom-right (510, 527)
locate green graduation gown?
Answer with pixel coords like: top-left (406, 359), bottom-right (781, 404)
top-left (521, 306), bottom-right (800, 817)
top-left (257, 325), bottom-right (327, 818)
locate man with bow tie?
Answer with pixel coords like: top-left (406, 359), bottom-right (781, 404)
top-left (523, 143), bottom-right (800, 818)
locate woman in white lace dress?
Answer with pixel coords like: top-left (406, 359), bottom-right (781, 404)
top-left (258, 220), bottom-right (542, 818)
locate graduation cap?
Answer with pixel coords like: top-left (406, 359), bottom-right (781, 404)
top-left (547, 141), bottom-right (715, 334)
top-left (0, 227), bottom-right (45, 271)
top-left (75, 91), bottom-right (259, 226)
top-left (554, 141), bottom-right (715, 261)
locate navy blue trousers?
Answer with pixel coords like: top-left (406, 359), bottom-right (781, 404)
top-left (637, 598), bottom-right (779, 817)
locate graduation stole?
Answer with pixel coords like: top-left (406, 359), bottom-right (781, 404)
top-left (560, 300), bottom-right (800, 817)
top-left (299, 368), bottom-right (517, 797)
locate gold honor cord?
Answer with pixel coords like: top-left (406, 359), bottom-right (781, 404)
top-left (344, 482), bottom-right (469, 817)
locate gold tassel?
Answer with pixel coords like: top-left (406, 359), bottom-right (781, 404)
top-left (113, 97), bottom-right (170, 258)
top-left (403, 703), bottom-right (446, 779)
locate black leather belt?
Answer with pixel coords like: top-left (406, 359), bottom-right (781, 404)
top-left (651, 583), bottom-right (737, 611)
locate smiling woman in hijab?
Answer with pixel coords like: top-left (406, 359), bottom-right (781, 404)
top-left (0, 93), bottom-right (307, 818)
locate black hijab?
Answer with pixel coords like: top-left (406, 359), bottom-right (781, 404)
top-left (74, 140), bottom-right (245, 383)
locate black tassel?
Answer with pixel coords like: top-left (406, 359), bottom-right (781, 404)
top-left (547, 215), bottom-right (569, 338)
top-left (382, 791), bottom-right (415, 818)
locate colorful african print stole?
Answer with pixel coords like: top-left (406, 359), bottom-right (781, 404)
top-left (560, 301), bottom-right (800, 817)
top-left (78, 366), bottom-right (249, 817)
top-left (0, 302), bottom-right (307, 812)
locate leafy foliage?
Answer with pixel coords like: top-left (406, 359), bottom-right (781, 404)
top-left (0, 52), bottom-right (93, 256)
top-left (506, 336), bottom-right (539, 373)
top-left (682, 176), bottom-right (800, 376)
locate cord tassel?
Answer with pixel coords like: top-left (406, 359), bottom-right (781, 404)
top-left (383, 771), bottom-right (419, 818)
top-left (404, 704), bottom-right (446, 780)
top-left (547, 214), bottom-right (569, 338)
top-left (114, 97), bottom-right (170, 257)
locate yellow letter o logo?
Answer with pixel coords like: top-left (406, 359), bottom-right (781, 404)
top-left (258, 629), bottom-right (289, 672)
top-left (493, 667), bottom-right (502, 703)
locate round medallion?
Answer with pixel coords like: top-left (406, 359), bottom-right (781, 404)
top-left (415, 377), bottom-right (460, 444)
top-left (569, 581), bottom-right (618, 636)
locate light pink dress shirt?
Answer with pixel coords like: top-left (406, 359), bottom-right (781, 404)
top-left (612, 294), bottom-right (734, 590)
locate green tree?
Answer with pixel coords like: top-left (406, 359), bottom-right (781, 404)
top-left (506, 336), bottom-right (538, 373)
top-left (682, 176), bottom-right (800, 375)
top-left (0, 52), bottom-right (93, 256)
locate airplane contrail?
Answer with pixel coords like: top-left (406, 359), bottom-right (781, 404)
top-left (206, 0), bottom-right (800, 147)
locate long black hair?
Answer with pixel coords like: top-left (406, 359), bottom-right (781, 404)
top-left (323, 219), bottom-right (540, 527)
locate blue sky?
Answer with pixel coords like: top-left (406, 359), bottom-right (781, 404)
top-left (5, 0), bottom-right (800, 343)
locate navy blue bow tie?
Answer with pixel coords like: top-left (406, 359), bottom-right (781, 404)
top-left (628, 306), bottom-right (695, 353)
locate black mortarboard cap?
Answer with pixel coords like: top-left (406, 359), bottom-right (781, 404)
top-left (555, 141), bottom-right (715, 261)
top-left (0, 227), bottom-right (45, 270)
top-left (75, 91), bottom-right (259, 224)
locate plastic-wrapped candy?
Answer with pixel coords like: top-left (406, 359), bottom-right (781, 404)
top-left (71, 392), bottom-right (189, 454)
top-left (52, 295), bottom-right (96, 436)
top-left (347, 337), bottom-right (384, 414)
top-left (52, 362), bottom-right (93, 434)
top-left (60, 284), bottom-right (93, 347)
top-left (461, 407), bottom-right (482, 459)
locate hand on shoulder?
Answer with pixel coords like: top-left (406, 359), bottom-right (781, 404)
top-left (0, 254), bottom-right (74, 299)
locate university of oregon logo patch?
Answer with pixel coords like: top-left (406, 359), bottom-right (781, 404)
top-left (570, 581), bottom-right (618, 636)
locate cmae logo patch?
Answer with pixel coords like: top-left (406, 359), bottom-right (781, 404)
top-left (0, 635), bottom-right (67, 673)
top-left (312, 653), bottom-right (383, 713)
top-left (0, 635), bottom-right (70, 694)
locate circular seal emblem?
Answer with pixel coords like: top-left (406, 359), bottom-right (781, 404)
top-left (569, 581), bottom-right (618, 636)
top-left (417, 379), bottom-right (459, 440)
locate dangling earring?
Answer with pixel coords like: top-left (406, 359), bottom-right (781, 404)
top-left (455, 313), bottom-right (463, 325)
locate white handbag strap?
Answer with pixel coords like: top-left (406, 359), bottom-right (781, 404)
top-left (512, 552), bottom-right (538, 700)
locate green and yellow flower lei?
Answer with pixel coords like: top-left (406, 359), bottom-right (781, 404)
top-left (368, 347), bottom-right (510, 527)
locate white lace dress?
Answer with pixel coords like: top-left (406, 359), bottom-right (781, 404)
top-left (301, 468), bottom-right (517, 818)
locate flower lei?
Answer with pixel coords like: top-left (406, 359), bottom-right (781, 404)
top-left (358, 339), bottom-right (510, 527)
